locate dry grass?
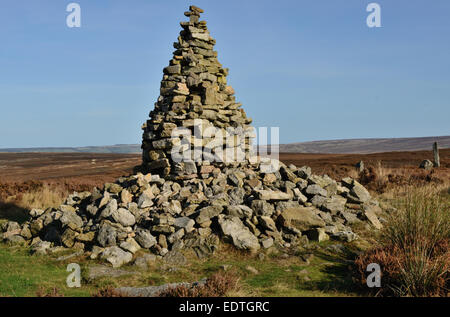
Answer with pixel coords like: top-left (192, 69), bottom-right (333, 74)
top-left (20, 184), bottom-right (68, 210)
top-left (0, 183), bottom-right (69, 223)
top-left (357, 160), bottom-right (449, 196)
top-left (0, 180), bottom-right (99, 222)
top-left (355, 187), bottom-right (449, 297)
top-left (346, 169), bottom-right (360, 180)
top-left (385, 188), bottom-right (449, 249)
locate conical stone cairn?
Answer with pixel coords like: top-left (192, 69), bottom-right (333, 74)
top-left (141, 5), bottom-right (255, 178)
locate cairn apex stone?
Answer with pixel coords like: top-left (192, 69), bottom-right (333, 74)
top-left (190, 5), bottom-right (204, 13)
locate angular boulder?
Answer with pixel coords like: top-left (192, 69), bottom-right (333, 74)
top-left (111, 208), bottom-right (136, 227)
top-left (135, 228), bottom-right (157, 249)
top-left (363, 205), bottom-right (383, 229)
top-left (101, 246), bottom-right (133, 268)
top-left (278, 207), bottom-right (326, 231)
top-left (255, 190), bottom-right (292, 201)
top-left (59, 211), bottom-right (83, 231)
top-left (120, 238), bottom-right (141, 254)
top-left (218, 216), bottom-right (260, 252)
top-left (195, 205), bottom-right (223, 224)
top-left (305, 185), bottom-right (327, 197)
top-left (173, 217), bottom-right (195, 233)
top-left (346, 180), bottom-right (371, 203)
top-left (97, 224), bottom-right (117, 247)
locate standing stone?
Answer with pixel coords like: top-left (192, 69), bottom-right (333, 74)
top-left (433, 142), bottom-right (440, 168)
top-left (355, 161), bottom-right (364, 173)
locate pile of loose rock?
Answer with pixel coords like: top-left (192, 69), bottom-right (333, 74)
top-left (2, 160), bottom-right (383, 267)
top-left (1, 6), bottom-right (384, 268)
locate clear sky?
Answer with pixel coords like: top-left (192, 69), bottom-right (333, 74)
top-left (0, 0), bottom-right (449, 148)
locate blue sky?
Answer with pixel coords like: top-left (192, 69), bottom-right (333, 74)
top-left (0, 0), bottom-right (449, 148)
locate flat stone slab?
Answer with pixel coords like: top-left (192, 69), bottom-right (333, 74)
top-left (116, 280), bottom-right (206, 297)
top-left (87, 265), bottom-right (138, 281)
top-left (56, 250), bottom-right (83, 261)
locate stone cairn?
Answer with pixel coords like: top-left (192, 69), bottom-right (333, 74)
top-left (1, 6), bottom-right (383, 268)
top-left (140, 5), bottom-right (254, 178)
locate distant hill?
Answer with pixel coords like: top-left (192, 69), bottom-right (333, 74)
top-left (272, 136), bottom-right (450, 154)
top-left (0, 144), bottom-right (141, 154)
top-left (1, 136), bottom-right (449, 154)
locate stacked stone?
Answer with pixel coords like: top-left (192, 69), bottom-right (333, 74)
top-left (2, 160), bottom-right (384, 268)
top-left (141, 6), bottom-right (254, 178)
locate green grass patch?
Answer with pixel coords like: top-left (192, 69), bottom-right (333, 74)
top-left (0, 244), bottom-right (94, 297)
top-left (0, 236), bottom-right (365, 297)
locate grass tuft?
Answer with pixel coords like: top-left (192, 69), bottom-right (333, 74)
top-left (355, 188), bottom-right (449, 296)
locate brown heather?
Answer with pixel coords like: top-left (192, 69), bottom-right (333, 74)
top-left (355, 187), bottom-right (449, 296)
top-left (157, 271), bottom-right (240, 297)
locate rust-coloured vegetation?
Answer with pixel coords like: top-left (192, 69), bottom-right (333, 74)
top-left (158, 271), bottom-right (240, 297)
